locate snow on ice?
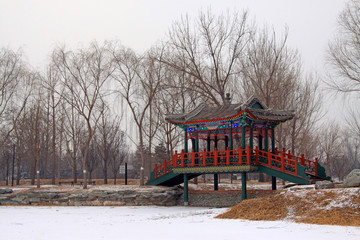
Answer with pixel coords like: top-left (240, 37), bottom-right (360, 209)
top-left (1, 206), bottom-right (359, 240)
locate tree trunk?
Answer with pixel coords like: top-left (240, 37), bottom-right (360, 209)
top-left (103, 163), bottom-right (108, 184)
top-left (16, 155), bottom-right (21, 185)
top-left (139, 127), bottom-right (146, 186)
top-left (72, 158), bottom-right (77, 183)
top-left (51, 101), bottom-right (56, 185)
top-left (82, 132), bottom-right (91, 189)
top-left (113, 171), bottom-right (117, 185)
top-left (103, 145), bottom-right (108, 184)
top-left (5, 157), bottom-right (9, 186)
top-left (31, 156), bottom-right (36, 185)
top-left (57, 136), bottom-right (62, 181)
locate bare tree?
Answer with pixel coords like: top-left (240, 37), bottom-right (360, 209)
top-left (327, 0), bottom-right (360, 177)
top-left (159, 10), bottom-right (251, 105)
top-left (328, 1), bottom-right (360, 94)
top-left (85, 139), bottom-right (98, 181)
top-left (0, 48), bottom-right (34, 148)
top-left (318, 122), bottom-right (344, 180)
top-left (280, 76), bottom-right (323, 157)
top-left (108, 129), bottom-right (128, 185)
top-left (95, 104), bottom-right (122, 184)
top-left (52, 42), bottom-right (114, 189)
top-left (240, 27), bottom-right (300, 107)
top-left (153, 67), bottom-right (198, 159)
top-left (112, 45), bottom-right (162, 186)
top-left (346, 107), bottom-right (360, 137)
top-left (44, 64), bottom-right (63, 184)
top-left (63, 101), bottom-right (83, 183)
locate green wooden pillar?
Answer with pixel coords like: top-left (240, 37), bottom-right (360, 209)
top-left (214, 173), bottom-right (218, 191)
top-left (264, 126), bottom-right (269, 151)
top-left (225, 136), bottom-right (229, 149)
top-left (241, 112), bottom-right (247, 149)
top-left (184, 129), bottom-right (188, 153)
top-left (191, 138), bottom-right (195, 151)
top-left (214, 135), bottom-right (218, 186)
top-left (241, 126), bottom-right (246, 149)
top-left (184, 173), bottom-right (189, 205)
top-left (241, 172), bottom-right (247, 200)
top-left (229, 121), bottom-right (233, 150)
top-left (249, 123), bottom-right (254, 150)
top-left (258, 135), bottom-right (263, 150)
top-left (207, 136), bottom-right (211, 151)
top-left (271, 126), bottom-right (276, 154)
top-left (272, 176), bottom-right (277, 190)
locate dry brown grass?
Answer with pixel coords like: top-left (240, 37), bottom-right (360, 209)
top-left (217, 187), bottom-right (360, 226)
top-left (217, 194), bottom-right (289, 221)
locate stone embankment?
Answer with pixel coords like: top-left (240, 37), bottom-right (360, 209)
top-left (0, 186), bottom-right (182, 206)
top-left (0, 186), bottom-right (275, 207)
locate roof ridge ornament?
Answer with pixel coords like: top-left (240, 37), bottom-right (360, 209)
top-left (225, 93), bottom-right (231, 105)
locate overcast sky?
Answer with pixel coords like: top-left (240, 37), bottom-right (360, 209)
top-left (0, 0), bottom-right (346, 68)
top-left (0, 0), bottom-right (349, 122)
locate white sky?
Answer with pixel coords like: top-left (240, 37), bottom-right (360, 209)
top-left (0, 0), bottom-right (349, 122)
top-left (0, 0), bottom-right (346, 69)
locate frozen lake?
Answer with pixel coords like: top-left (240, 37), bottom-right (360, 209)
top-left (1, 206), bottom-right (359, 240)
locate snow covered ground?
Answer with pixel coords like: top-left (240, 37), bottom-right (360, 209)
top-left (1, 206), bottom-right (359, 240)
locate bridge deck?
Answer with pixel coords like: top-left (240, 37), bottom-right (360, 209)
top-left (147, 146), bottom-right (329, 187)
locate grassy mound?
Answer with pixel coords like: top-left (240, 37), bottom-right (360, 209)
top-left (217, 187), bottom-right (360, 226)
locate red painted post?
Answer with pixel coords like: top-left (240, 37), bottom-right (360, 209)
top-left (238, 146), bottom-right (242, 164)
top-left (268, 149), bottom-right (272, 167)
top-left (155, 164), bottom-right (158, 178)
top-left (202, 148), bottom-right (206, 166)
top-left (288, 150), bottom-right (292, 160)
top-left (181, 150), bottom-right (184, 167)
top-left (226, 147), bottom-right (230, 165)
top-left (173, 151), bottom-right (178, 167)
top-left (315, 158), bottom-right (318, 176)
top-left (281, 154), bottom-right (285, 172)
top-left (215, 148), bottom-right (218, 166)
top-left (164, 159), bottom-right (167, 174)
top-left (295, 160), bottom-right (298, 176)
top-left (247, 145), bottom-right (251, 164)
top-left (192, 149), bottom-right (195, 166)
top-left (301, 154), bottom-right (305, 166)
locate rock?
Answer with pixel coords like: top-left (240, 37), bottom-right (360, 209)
top-left (343, 169), bottom-right (360, 187)
top-left (0, 189), bottom-right (13, 194)
top-left (287, 185), bottom-right (315, 191)
top-left (315, 180), bottom-right (335, 189)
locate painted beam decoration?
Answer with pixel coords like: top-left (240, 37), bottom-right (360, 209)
top-left (165, 95), bottom-right (294, 131)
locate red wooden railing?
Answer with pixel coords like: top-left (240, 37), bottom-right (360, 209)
top-left (154, 146), bottom-right (318, 179)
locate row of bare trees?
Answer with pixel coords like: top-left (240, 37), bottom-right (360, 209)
top-left (1, 3), bottom-right (359, 186)
top-left (324, 0), bottom-right (360, 180)
top-left (0, 45), bottom-right (130, 188)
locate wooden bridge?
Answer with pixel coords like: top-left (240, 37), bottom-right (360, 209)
top-left (146, 146), bottom-right (329, 205)
top-left (146, 96), bottom-right (330, 205)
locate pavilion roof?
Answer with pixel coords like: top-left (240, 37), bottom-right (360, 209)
top-left (165, 96), bottom-right (295, 125)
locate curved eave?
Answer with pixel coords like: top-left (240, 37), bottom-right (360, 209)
top-left (166, 110), bottom-right (293, 126)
